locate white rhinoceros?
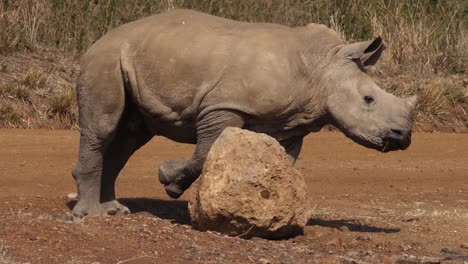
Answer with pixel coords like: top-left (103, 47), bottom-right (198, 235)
top-left (72, 9), bottom-right (416, 217)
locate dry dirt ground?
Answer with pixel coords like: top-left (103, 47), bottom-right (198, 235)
top-left (0, 129), bottom-right (467, 263)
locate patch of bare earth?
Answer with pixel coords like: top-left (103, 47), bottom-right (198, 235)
top-left (0, 129), bottom-right (467, 263)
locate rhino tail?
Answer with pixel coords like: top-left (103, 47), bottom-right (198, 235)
top-left (120, 42), bottom-right (141, 104)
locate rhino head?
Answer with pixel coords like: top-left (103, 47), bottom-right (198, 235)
top-left (324, 37), bottom-right (416, 152)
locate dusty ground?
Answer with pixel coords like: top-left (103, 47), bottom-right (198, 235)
top-left (0, 129), bottom-right (467, 263)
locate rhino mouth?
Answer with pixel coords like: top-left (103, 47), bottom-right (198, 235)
top-left (331, 121), bottom-right (412, 152)
top-left (381, 129), bottom-right (412, 152)
top-left (342, 129), bottom-right (412, 153)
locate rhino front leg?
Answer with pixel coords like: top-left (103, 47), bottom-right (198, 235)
top-left (280, 136), bottom-right (304, 165)
top-left (159, 110), bottom-right (245, 198)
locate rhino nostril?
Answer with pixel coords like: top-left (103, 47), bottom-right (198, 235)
top-left (390, 129), bottom-right (403, 136)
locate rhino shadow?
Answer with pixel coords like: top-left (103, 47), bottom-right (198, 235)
top-left (307, 218), bottom-right (400, 233)
top-left (66, 200), bottom-right (400, 233)
top-left (66, 198), bottom-right (191, 225)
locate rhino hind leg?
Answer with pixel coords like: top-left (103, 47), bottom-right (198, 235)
top-left (72, 128), bottom-right (118, 218)
top-left (159, 110), bottom-right (245, 199)
top-left (100, 108), bottom-right (153, 215)
top-left (72, 67), bottom-right (126, 218)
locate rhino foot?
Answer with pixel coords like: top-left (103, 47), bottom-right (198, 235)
top-left (72, 201), bottom-right (107, 219)
top-left (159, 159), bottom-right (195, 198)
top-left (164, 180), bottom-right (193, 199)
top-left (159, 159), bottom-right (188, 184)
top-left (101, 200), bottom-right (130, 215)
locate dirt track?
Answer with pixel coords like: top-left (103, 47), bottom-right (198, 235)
top-left (0, 129), bottom-right (467, 263)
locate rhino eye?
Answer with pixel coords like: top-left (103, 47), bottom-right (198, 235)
top-left (363, 96), bottom-right (375, 104)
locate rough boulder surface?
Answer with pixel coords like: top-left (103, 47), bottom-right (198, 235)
top-left (189, 127), bottom-right (310, 239)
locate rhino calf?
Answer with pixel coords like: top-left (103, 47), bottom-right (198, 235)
top-left (72, 9), bottom-right (416, 218)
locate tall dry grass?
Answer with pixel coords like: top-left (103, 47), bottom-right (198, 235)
top-left (0, 53), bottom-right (78, 129)
top-left (368, 0), bottom-right (467, 75)
top-left (1, 0), bottom-right (466, 75)
top-left (0, 0), bottom-right (467, 130)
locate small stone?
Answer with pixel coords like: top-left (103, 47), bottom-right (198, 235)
top-left (461, 242), bottom-right (468, 249)
top-left (401, 216), bottom-right (419, 222)
top-left (259, 258), bottom-right (271, 264)
top-left (346, 251), bottom-right (362, 259)
top-left (356, 235), bottom-right (371, 241)
top-left (64, 212), bottom-right (74, 221)
top-left (66, 192), bottom-right (78, 199)
top-left (403, 245), bottom-right (412, 251)
top-left (339, 225), bottom-right (350, 232)
top-left (396, 254), bottom-right (418, 264)
top-left (326, 237), bottom-right (342, 248)
top-left (420, 256), bottom-right (442, 264)
top-left (440, 247), bottom-right (459, 254)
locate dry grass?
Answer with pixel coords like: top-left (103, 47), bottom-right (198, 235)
top-left (0, 102), bottom-right (22, 127)
top-left (0, 69), bottom-right (48, 101)
top-left (0, 0), bottom-right (466, 130)
top-left (0, 82), bottom-right (31, 101)
top-left (1, 0), bottom-right (465, 74)
top-left (48, 85), bottom-right (77, 127)
top-left (368, 0), bottom-right (467, 75)
top-left (0, 51), bottom-right (79, 129)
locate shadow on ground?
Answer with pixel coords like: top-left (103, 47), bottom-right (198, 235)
top-left (66, 199), bottom-right (400, 233)
top-left (307, 218), bottom-right (400, 233)
top-left (120, 198), bottom-right (190, 225)
top-left (66, 198), bottom-right (190, 225)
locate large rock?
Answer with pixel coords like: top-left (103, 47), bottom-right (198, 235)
top-left (189, 127), bottom-right (310, 239)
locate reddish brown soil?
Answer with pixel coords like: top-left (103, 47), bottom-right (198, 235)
top-left (0, 129), bottom-right (467, 263)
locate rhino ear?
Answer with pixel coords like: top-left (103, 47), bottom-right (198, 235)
top-left (340, 36), bottom-right (385, 67)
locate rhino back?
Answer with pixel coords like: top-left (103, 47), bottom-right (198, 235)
top-left (81, 10), bottom-right (332, 137)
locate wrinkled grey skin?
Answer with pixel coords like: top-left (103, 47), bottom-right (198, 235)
top-left (72, 9), bottom-right (416, 218)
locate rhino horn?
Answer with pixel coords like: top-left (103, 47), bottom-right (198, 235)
top-left (406, 95), bottom-right (418, 108)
